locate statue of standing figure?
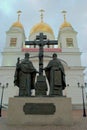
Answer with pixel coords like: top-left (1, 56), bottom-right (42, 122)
top-left (14, 53), bottom-right (37, 96)
top-left (44, 53), bottom-right (66, 96)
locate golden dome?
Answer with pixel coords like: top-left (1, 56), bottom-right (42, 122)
top-left (60, 10), bottom-right (72, 29)
top-left (11, 11), bottom-right (23, 29)
top-left (60, 21), bottom-right (72, 29)
top-left (30, 22), bottom-right (54, 35)
top-left (12, 21), bottom-right (23, 29)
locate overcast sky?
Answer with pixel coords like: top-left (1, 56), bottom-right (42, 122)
top-left (0, 0), bottom-right (87, 75)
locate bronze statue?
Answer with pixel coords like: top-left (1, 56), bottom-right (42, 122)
top-left (44, 53), bottom-right (66, 96)
top-left (14, 53), bottom-right (37, 96)
top-left (25, 33), bottom-right (57, 96)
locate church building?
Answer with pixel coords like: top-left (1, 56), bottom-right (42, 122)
top-left (0, 10), bottom-right (85, 108)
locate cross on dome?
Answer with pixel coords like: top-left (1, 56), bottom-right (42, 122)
top-left (17, 10), bottom-right (22, 22)
top-left (61, 10), bottom-right (67, 22)
top-left (39, 9), bottom-right (45, 22)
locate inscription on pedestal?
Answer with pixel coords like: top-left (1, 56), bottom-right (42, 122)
top-left (23, 103), bottom-right (56, 115)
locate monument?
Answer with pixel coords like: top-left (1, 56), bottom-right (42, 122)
top-left (25, 32), bottom-right (58, 96)
top-left (7, 33), bottom-right (73, 125)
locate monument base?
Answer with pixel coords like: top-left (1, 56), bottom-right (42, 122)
top-left (7, 97), bottom-right (73, 125)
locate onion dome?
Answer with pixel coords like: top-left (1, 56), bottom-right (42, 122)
top-left (30, 22), bottom-right (54, 36)
top-left (11, 10), bottom-right (23, 29)
top-left (29, 9), bottom-right (54, 37)
top-left (60, 21), bottom-right (72, 29)
top-left (12, 21), bottom-right (23, 28)
top-left (60, 11), bottom-right (72, 29)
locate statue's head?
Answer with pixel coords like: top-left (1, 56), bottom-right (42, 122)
top-left (52, 53), bottom-right (57, 58)
top-left (25, 53), bottom-right (30, 59)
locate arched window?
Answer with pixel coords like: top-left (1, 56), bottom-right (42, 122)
top-left (10, 38), bottom-right (17, 47)
top-left (66, 38), bottom-right (73, 47)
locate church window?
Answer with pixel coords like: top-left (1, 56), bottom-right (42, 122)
top-left (66, 38), bottom-right (73, 47)
top-left (10, 38), bottom-right (17, 47)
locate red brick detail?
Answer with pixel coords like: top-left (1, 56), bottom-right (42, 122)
top-left (22, 48), bottom-right (62, 52)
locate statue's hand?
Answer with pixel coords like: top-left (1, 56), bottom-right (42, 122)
top-left (36, 71), bottom-right (39, 73)
top-left (43, 67), bottom-right (46, 70)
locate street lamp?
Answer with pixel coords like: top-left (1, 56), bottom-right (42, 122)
top-left (77, 82), bottom-right (87, 117)
top-left (0, 83), bottom-right (8, 117)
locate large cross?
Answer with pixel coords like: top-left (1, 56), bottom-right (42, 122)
top-left (25, 33), bottom-right (58, 75)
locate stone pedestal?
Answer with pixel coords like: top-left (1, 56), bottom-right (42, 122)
top-left (7, 97), bottom-right (73, 125)
top-left (35, 75), bottom-right (48, 96)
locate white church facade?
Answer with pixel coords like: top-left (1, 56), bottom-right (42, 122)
top-left (0, 11), bottom-right (85, 107)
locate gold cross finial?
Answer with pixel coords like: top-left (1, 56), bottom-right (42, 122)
top-left (17, 10), bottom-right (22, 22)
top-left (61, 10), bottom-right (67, 22)
top-left (39, 9), bottom-right (45, 22)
